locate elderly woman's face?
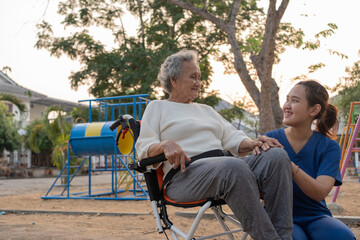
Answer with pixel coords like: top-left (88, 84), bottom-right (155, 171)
top-left (169, 60), bottom-right (201, 103)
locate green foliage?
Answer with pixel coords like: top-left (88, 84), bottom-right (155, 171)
top-left (0, 102), bottom-right (20, 152)
top-left (0, 94), bottom-right (27, 116)
top-left (328, 49), bottom-right (348, 60)
top-left (50, 132), bottom-right (82, 174)
top-left (43, 106), bottom-right (72, 143)
top-left (194, 90), bottom-right (222, 108)
top-left (51, 133), bottom-right (69, 170)
top-left (71, 106), bottom-right (94, 123)
top-left (35, 0), bottom-right (223, 99)
top-left (25, 105), bottom-right (73, 170)
top-left (315, 23), bottom-right (337, 38)
top-left (218, 101), bottom-right (245, 124)
top-left (243, 113), bottom-right (259, 138)
top-left (24, 120), bottom-right (53, 153)
top-left (299, 23), bottom-right (337, 51)
top-left (333, 51), bottom-right (360, 120)
top-left (0, 94), bottom-right (27, 156)
top-left (308, 63), bottom-right (326, 73)
top-left (1, 66), bottom-right (12, 74)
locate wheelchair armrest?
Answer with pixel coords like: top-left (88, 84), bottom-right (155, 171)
top-left (128, 153), bottom-right (167, 173)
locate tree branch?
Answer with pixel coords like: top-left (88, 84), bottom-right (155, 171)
top-left (201, 0), bottom-right (208, 10)
top-left (253, 0), bottom-right (289, 81)
top-left (257, 0), bottom-right (277, 66)
top-left (166, 0), bottom-right (228, 31)
top-left (229, 0), bottom-right (241, 26)
top-left (227, 33), bottom-right (261, 107)
top-left (277, 0), bottom-right (290, 19)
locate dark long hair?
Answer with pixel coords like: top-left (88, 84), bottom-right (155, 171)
top-left (296, 80), bottom-right (339, 139)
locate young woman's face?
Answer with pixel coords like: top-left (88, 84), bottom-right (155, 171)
top-left (170, 60), bottom-right (201, 103)
top-left (283, 85), bottom-right (314, 127)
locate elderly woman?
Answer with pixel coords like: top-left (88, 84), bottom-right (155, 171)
top-left (135, 49), bottom-right (293, 240)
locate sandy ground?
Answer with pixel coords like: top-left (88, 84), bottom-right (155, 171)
top-left (0, 172), bottom-right (360, 240)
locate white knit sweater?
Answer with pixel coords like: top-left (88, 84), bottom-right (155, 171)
top-left (135, 100), bottom-right (249, 176)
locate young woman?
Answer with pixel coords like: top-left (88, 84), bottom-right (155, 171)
top-left (266, 80), bottom-right (355, 240)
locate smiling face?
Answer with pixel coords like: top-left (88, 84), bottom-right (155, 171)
top-left (283, 85), bottom-right (320, 127)
top-left (169, 60), bottom-right (201, 103)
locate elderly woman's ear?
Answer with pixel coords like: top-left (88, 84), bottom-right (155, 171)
top-left (170, 77), bottom-right (176, 89)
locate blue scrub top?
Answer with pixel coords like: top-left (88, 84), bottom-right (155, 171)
top-left (265, 128), bottom-right (342, 218)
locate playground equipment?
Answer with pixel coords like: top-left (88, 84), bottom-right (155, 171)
top-left (42, 94), bottom-right (150, 200)
top-left (332, 102), bottom-right (360, 202)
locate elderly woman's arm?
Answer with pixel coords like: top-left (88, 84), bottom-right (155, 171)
top-left (147, 140), bottom-right (190, 172)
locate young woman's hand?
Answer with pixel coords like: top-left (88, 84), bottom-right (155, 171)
top-left (257, 135), bottom-right (284, 149)
top-left (239, 136), bottom-right (284, 156)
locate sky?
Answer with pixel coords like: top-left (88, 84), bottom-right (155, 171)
top-left (0, 0), bottom-right (360, 106)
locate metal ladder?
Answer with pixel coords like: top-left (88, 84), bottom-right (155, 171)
top-left (332, 108), bottom-right (360, 202)
top-left (43, 152), bottom-right (87, 198)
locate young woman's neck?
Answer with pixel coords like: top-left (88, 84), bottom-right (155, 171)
top-left (286, 124), bottom-right (313, 142)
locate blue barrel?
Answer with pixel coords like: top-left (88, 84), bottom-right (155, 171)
top-left (69, 122), bottom-right (134, 156)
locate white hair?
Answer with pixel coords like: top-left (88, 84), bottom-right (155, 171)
top-left (157, 49), bottom-right (198, 93)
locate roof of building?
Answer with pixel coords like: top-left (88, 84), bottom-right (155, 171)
top-left (0, 70), bottom-right (81, 111)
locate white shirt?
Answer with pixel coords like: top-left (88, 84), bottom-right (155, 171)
top-left (135, 100), bottom-right (249, 176)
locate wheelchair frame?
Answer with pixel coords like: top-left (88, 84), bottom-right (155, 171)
top-left (142, 168), bottom-right (249, 240)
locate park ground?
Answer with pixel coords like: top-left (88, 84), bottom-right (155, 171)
top-left (0, 172), bottom-right (360, 239)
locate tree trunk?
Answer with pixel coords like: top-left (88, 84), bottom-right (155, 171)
top-left (270, 78), bottom-right (284, 128)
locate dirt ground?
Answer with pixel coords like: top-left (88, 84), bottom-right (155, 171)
top-left (0, 172), bottom-right (360, 240)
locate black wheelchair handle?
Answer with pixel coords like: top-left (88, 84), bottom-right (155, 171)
top-left (110, 114), bottom-right (133, 131)
top-left (109, 118), bottom-right (121, 131)
top-left (128, 154), bottom-right (167, 173)
top-left (139, 153), bottom-right (167, 167)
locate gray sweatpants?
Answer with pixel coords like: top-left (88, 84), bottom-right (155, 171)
top-left (166, 147), bottom-right (293, 240)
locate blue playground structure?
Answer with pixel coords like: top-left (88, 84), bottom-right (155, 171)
top-left (42, 94), bottom-right (150, 200)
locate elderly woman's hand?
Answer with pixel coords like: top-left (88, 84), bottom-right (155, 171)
top-left (239, 136), bottom-right (284, 156)
top-left (252, 135), bottom-right (284, 155)
top-left (162, 140), bottom-right (191, 172)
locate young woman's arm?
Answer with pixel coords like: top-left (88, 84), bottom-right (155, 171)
top-left (291, 162), bottom-right (335, 201)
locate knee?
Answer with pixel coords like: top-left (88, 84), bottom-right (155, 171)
top-left (216, 158), bottom-right (258, 195)
top-left (264, 148), bottom-right (291, 169)
top-left (217, 158), bottom-right (253, 180)
top-left (317, 222), bottom-right (355, 240)
top-left (310, 226), bottom-right (355, 240)
top-left (292, 224), bottom-right (308, 240)
top-left (308, 216), bottom-right (355, 240)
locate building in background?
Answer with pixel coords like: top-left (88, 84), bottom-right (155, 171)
top-left (0, 70), bottom-right (80, 169)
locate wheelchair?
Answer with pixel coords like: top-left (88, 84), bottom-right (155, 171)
top-left (111, 115), bottom-right (249, 240)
